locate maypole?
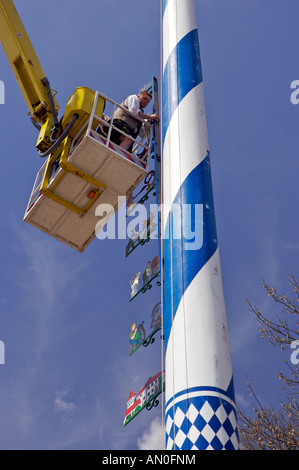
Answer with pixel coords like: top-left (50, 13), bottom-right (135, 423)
top-left (162, 0), bottom-right (239, 450)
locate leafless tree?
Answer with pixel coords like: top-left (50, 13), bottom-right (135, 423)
top-left (237, 275), bottom-right (299, 450)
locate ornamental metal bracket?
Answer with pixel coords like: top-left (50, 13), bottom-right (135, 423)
top-left (129, 256), bottom-right (160, 301)
top-left (129, 302), bottom-right (162, 356)
top-left (123, 372), bottom-right (165, 426)
top-left (127, 170), bottom-right (156, 215)
top-left (146, 394), bottom-right (160, 411)
top-left (142, 326), bottom-right (162, 348)
top-left (125, 212), bottom-right (158, 257)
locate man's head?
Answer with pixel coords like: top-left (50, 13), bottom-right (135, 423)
top-left (138, 91), bottom-right (152, 108)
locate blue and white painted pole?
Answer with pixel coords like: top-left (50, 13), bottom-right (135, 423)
top-left (162, 0), bottom-right (239, 450)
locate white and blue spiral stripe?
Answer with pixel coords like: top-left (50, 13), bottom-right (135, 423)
top-left (162, 0), bottom-right (238, 450)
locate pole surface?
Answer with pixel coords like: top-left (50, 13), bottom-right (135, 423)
top-left (162, 0), bottom-right (239, 450)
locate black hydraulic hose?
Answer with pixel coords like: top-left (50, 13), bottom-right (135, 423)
top-left (31, 77), bottom-right (58, 134)
top-left (41, 76), bottom-right (61, 144)
top-left (30, 117), bottom-right (41, 131)
top-left (38, 113), bottom-right (79, 158)
top-left (41, 77), bottom-right (59, 124)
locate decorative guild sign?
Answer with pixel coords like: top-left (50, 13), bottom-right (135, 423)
top-left (129, 302), bottom-right (162, 356)
top-left (124, 79), bottom-right (163, 431)
top-left (125, 210), bottom-right (158, 257)
top-left (129, 256), bottom-right (160, 301)
top-left (126, 170), bottom-right (156, 215)
top-left (123, 371), bottom-right (165, 426)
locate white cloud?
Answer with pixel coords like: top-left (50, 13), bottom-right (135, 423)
top-left (14, 227), bottom-right (90, 361)
top-left (137, 417), bottom-right (165, 450)
top-left (54, 391), bottom-right (78, 425)
top-left (235, 392), bottom-right (250, 410)
top-left (17, 229), bottom-right (88, 312)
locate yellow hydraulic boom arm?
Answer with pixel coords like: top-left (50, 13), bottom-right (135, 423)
top-left (0, 0), bottom-right (60, 152)
top-left (0, 0), bottom-right (156, 254)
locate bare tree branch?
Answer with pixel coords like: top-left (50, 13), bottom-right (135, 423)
top-left (238, 275), bottom-right (299, 450)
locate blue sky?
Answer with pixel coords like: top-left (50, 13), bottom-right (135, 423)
top-left (0, 0), bottom-right (298, 450)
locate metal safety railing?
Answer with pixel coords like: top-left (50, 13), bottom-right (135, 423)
top-left (24, 158), bottom-right (48, 214)
top-left (69, 91), bottom-right (154, 168)
top-left (25, 90), bottom-right (154, 216)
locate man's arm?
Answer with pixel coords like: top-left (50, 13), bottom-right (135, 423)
top-left (138, 111), bottom-right (160, 122)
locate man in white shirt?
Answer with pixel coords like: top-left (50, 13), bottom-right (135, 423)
top-left (112, 91), bottom-right (160, 151)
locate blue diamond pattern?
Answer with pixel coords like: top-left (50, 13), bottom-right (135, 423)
top-left (165, 394), bottom-right (239, 450)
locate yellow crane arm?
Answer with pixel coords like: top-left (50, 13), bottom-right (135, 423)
top-left (0, 0), bottom-right (157, 253)
top-left (0, 0), bottom-right (59, 128)
top-left (0, 0), bottom-right (102, 158)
